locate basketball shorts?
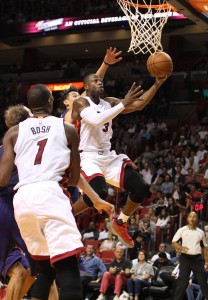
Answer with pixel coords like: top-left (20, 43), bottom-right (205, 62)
top-left (2, 248), bottom-right (29, 277)
top-left (13, 181), bottom-right (83, 265)
top-left (80, 150), bottom-right (132, 188)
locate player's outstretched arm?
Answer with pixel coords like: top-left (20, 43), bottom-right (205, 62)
top-left (96, 47), bottom-right (122, 79)
top-left (80, 47), bottom-right (122, 97)
top-left (64, 123), bottom-right (80, 186)
top-left (73, 83), bottom-right (143, 126)
top-left (77, 174), bottom-right (115, 216)
top-left (121, 76), bottom-right (168, 113)
top-left (0, 127), bottom-right (17, 187)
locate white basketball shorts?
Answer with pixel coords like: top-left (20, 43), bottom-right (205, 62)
top-left (13, 181), bottom-right (83, 264)
top-left (80, 150), bottom-right (132, 188)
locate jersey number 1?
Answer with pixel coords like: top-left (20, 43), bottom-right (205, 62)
top-left (34, 139), bottom-right (48, 165)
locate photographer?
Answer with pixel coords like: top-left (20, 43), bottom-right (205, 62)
top-left (96, 247), bottom-right (132, 300)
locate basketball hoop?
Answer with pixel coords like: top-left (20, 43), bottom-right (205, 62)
top-left (117, 0), bottom-right (172, 54)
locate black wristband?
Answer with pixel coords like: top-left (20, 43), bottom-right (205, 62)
top-left (104, 60), bottom-right (110, 66)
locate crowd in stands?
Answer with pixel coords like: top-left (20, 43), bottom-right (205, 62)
top-left (78, 237), bottom-right (208, 299)
top-left (75, 112), bottom-right (208, 298)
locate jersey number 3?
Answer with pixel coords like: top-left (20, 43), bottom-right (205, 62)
top-left (102, 122), bottom-right (109, 132)
top-left (34, 139), bottom-right (48, 165)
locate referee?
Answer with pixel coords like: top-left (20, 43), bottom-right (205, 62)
top-left (172, 212), bottom-right (208, 300)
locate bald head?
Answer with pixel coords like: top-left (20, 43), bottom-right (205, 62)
top-left (187, 211), bottom-right (198, 227)
top-left (27, 84), bottom-right (53, 110)
top-left (188, 212), bottom-right (198, 218)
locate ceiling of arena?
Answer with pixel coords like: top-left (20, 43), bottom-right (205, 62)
top-left (0, 0), bottom-right (207, 64)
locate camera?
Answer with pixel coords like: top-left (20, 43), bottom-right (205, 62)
top-left (115, 267), bottom-right (121, 273)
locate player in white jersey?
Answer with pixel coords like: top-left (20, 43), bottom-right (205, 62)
top-left (61, 47), bottom-right (121, 216)
top-left (0, 84), bottom-right (83, 300)
top-left (71, 73), bottom-right (168, 248)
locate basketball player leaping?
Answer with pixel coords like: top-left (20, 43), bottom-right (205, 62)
top-left (61, 47), bottom-right (122, 215)
top-left (71, 73), bottom-right (168, 248)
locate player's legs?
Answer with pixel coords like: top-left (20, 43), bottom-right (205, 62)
top-left (105, 153), bottom-right (149, 247)
top-left (4, 248), bottom-right (35, 300)
top-left (53, 255), bottom-right (82, 300)
top-left (0, 195), bottom-right (15, 275)
top-left (31, 260), bottom-right (56, 300)
top-left (48, 281), bottom-right (59, 300)
top-left (80, 155), bottom-right (108, 207)
top-left (6, 261), bottom-right (34, 300)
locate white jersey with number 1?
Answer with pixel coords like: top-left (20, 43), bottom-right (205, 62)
top-left (78, 96), bottom-right (113, 152)
top-left (14, 116), bottom-right (71, 189)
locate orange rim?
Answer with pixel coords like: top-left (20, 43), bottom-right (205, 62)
top-left (118, 0), bottom-right (171, 10)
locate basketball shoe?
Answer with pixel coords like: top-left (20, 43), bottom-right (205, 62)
top-left (107, 219), bottom-right (134, 248)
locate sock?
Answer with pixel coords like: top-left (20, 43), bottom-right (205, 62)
top-left (117, 211), bottom-right (130, 223)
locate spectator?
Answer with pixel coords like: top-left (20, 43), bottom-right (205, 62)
top-left (128, 232), bottom-right (145, 261)
top-left (99, 232), bottom-right (116, 253)
top-left (173, 184), bottom-right (190, 211)
top-left (186, 272), bottom-right (205, 300)
top-left (140, 163), bottom-right (152, 185)
top-left (167, 197), bottom-right (179, 224)
top-left (139, 214), bottom-right (156, 236)
top-left (172, 166), bottom-right (185, 186)
top-left (128, 217), bottom-right (139, 238)
top-left (156, 208), bottom-right (170, 230)
top-left (98, 221), bottom-right (109, 242)
top-left (82, 222), bottom-right (99, 241)
top-left (96, 247), bottom-right (132, 300)
top-left (127, 251), bottom-right (154, 300)
top-left (184, 168), bottom-right (196, 185)
top-left (150, 243), bottom-right (171, 263)
top-left (147, 208), bottom-right (157, 223)
top-left (80, 244), bottom-right (106, 299)
top-left (178, 136), bottom-right (187, 147)
top-left (150, 176), bottom-right (164, 193)
top-left (197, 144), bottom-right (207, 161)
top-left (160, 174), bottom-right (174, 195)
top-left (184, 157), bottom-right (199, 174)
top-left (153, 252), bottom-right (174, 269)
top-left (155, 196), bottom-right (167, 217)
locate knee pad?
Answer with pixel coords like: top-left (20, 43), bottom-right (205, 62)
top-left (83, 176), bottom-right (108, 207)
top-left (32, 260), bottom-right (56, 299)
top-left (123, 166), bottom-right (150, 203)
top-left (32, 272), bottom-right (56, 300)
top-left (54, 256), bottom-right (82, 300)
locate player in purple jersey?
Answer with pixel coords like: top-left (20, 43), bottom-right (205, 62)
top-left (0, 105), bottom-right (36, 300)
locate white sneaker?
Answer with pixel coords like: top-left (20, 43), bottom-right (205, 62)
top-left (113, 295), bottom-right (119, 300)
top-left (119, 291), bottom-right (130, 299)
top-left (96, 294), bottom-right (106, 300)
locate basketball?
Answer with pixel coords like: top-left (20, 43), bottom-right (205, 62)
top-left (147, 51), bottom-right (173, 77)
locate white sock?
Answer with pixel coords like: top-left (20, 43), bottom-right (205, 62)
top-left (117, 212), bottom-right (130, 223)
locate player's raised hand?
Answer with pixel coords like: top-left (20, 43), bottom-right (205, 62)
top-left (104, 47), bottom-right (122, 65)
top-left (155, 75), bottom-right (168, 86)
top-left (122, 82), bottom-right (144, 106)
top-left (93, 198), bottom-right (115, 216)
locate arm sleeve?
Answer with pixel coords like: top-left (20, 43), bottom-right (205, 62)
top-left (80, 102), bottom-right (124, 126)
top-left (172, 228), bottom-right (183, 242)
top-left (97, 259), bottom-right (107, 277)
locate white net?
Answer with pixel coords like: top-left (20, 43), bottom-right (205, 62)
top-left (117, 0), bottom-right (171, 54)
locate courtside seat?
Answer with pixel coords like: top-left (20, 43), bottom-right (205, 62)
top-left (100, 250), bottom-right (115, 264)
top-left (142, 266), bottom-right (175, 298)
